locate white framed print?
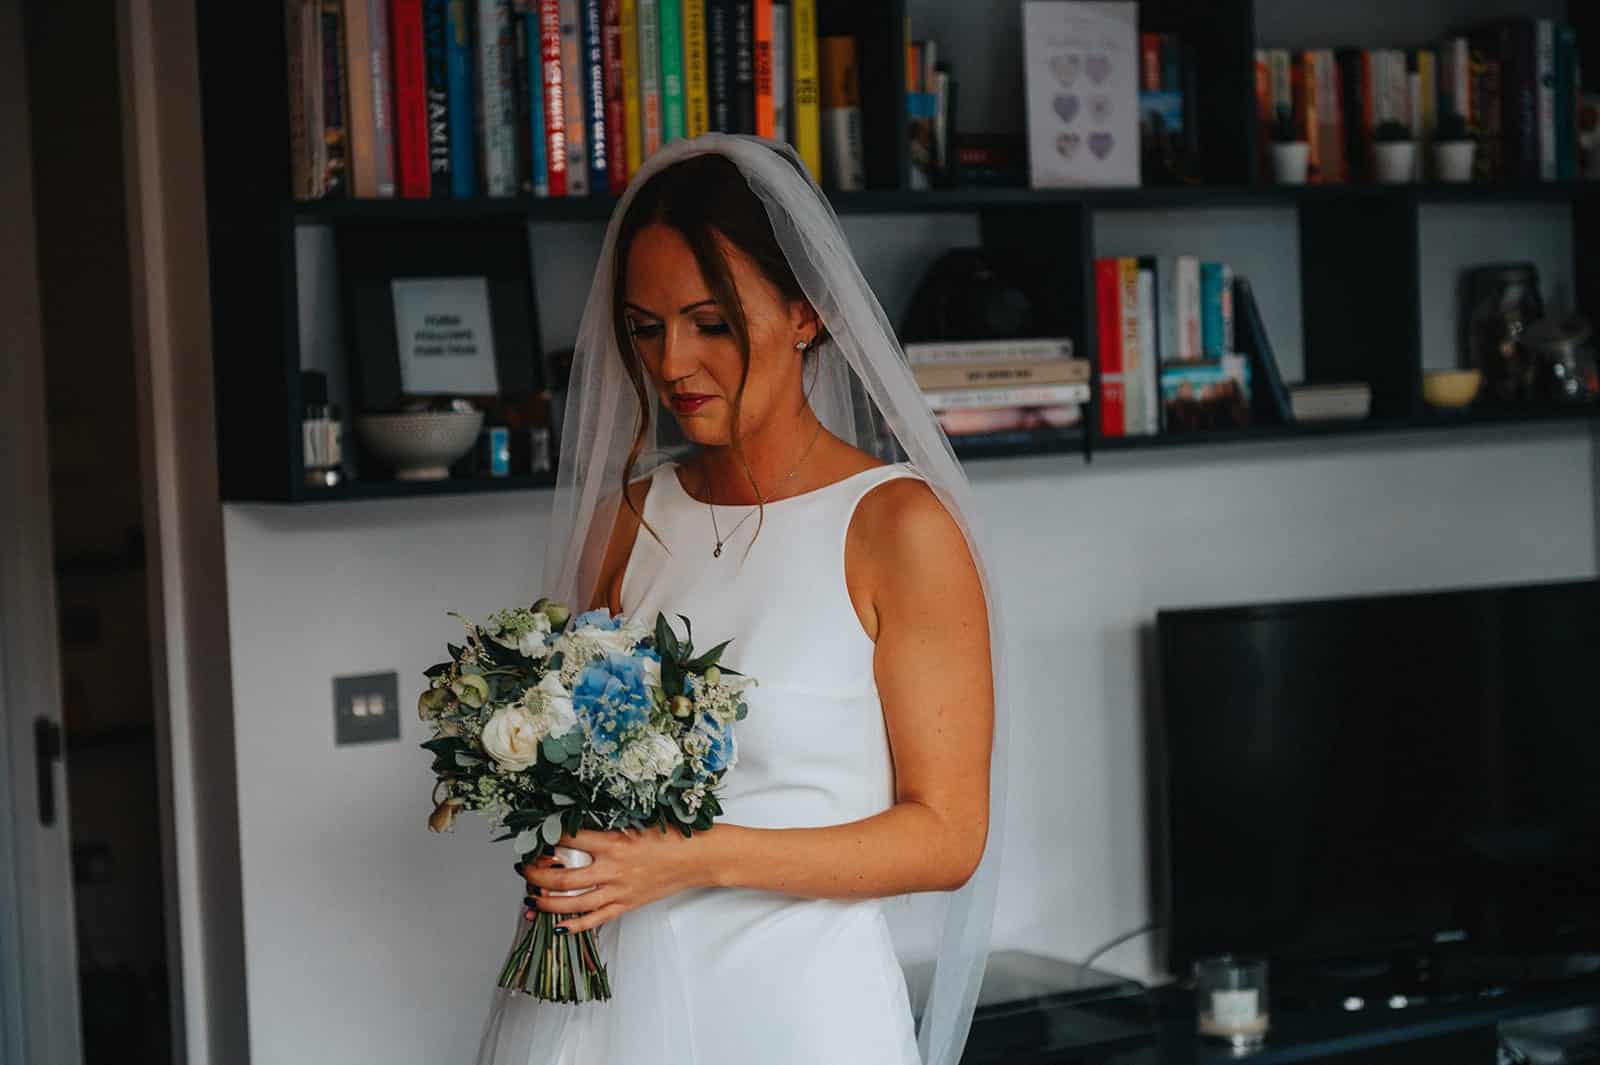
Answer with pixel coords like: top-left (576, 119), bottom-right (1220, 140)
top-left (390, 276), bottom-right (501, 396)
top-left (1023, 1), bottom-right (1141, 188)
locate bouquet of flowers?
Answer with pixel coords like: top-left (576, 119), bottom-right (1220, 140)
top-left (418, 599), bottom-right (752, 1003)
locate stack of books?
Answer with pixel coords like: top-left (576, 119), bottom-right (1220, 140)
top-left (906, 338), bottom-right (1089, 448)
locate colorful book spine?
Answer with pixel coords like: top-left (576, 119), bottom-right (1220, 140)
top-left (479, 0), bottom-right (518, 195)
top-left (1174, 255), bottom-right (1200, 361)
top-left (818, 34), bottom-right (863, 189)
top-left (638, 0), bottom-right (663, 155)
top-left (790, 0), bottom-right (819, 178)
top-left (771, 1), bottom-right (788, 141)
top-left (707, 0), bottom-right (734, 131)
top-left (601, 0), bottom-right (628, 192)
top-left (733, 0), bottom-right (755, 133)
top-left (319, 0), bottom-right (350, 197)
top-left (512, 11), bottom-right (533, 193)
top-left (1537, 19), bottom-right (1556, 180)
top-left (285, 0), bottom-right (311, 197)
top-left (1118, 257), bottom-right (1143, 435)
top-left (904, 338), bottom-right (1076, 366)
top-left (753, 0), bottom-right (774, 137)
top-left (683, 0), bottom-right (709, 136)
top-left (559, 0), bottom-right (589, 195)
top-left (923, 383), bottom-right (1092, 412)
top-left (538, 0), bottom-right (568, 196)
top-left (1556, 23), bottom-right (1578, 181)
top-left (393, 0), bottom-right (432, 197)
top-left (367, 0), bottom-right (397, 195)
top-left (911, 359), bottom-right (1088, 389)
top-left (659, 0), bottom-right (686, 142)
top-left (1094, 259), bottom-right (1125, 438)
top-left (582, 0), bottom-right (609, 189)
top-left (422, 0), bottom-right (454, 195)
top-left (342, 0), bottom-right (377, 196)
top-left (1136, 256), bottom-right (1161, 434)
top-left (446, 0), bottom-right (476, 196)
top-left (620, 0), bottom-right (642, 176)
top-left (1200, 262), bottom-right (1234, 357)
top-left (1416, 48), bottom-right (1436, 180)
top-left (524, 9), bottom-right (550, 195)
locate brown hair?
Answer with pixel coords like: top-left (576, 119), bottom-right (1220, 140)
top-left (611, 151), bottom-right (816, 536)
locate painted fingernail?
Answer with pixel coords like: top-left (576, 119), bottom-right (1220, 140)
top-left (554, 926), bottom-right (569, 935)
top-left (514, 861), bottom-right (525, 874)
top-left (524, 895), bottom-right (540, 908)
top-left (551, 862), bottom-right (564, 869)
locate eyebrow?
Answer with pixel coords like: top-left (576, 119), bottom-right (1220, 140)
top-left (622, 299), bottom-right (718, 318)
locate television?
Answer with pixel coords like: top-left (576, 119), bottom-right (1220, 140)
top-left (1155, 578), bottom-right (1600, 982)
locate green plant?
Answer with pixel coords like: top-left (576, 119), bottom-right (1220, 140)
top-left (1436, 112), bottom-right (1470, 142)
top-left (1375, 120), bottom-right (1412, 144)
top-left (1271, 112), bottom-right (1301, 144)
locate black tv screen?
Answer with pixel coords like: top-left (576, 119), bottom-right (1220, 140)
top-left (1156, 578), bottom-right (1600, 973)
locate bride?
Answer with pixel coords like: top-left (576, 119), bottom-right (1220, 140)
top-left (479, 134), bottom-right (1010, 1065)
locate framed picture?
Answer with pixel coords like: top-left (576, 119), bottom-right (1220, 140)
top-left (337, 219), bottom-right (542, 412)
top-left (1023, 1), bottom-right (1141, 188)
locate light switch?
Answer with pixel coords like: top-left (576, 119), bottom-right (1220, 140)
top-left (333, 672), bottom-right (400, 745)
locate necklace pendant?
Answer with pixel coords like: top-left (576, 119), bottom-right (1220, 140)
top-left (713, 543), bottom-right (723, 558)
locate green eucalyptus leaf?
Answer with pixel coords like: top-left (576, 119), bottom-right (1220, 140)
top-left (735, 702), bottom-right (748, 721)
top-left (514, 828), bottom-right (539, 853)
top-left (541, 737), bottom-right (567, 763)
top-left (551, 793), bottom-right (575, 806)
top-left (540, 812), bottom-right (563, 845)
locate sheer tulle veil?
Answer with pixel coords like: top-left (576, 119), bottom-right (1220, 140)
top-left (479, 133), bottom-right (1010, 1065)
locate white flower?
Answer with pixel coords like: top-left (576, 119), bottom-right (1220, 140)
top-left (480, 704), bottom-right (543, 772)
top-left (586, 621), bottom-right (649, 657)
top-left (640, 655), bottom-right (662, 691)
top-left (530, 671), bottom-right (577, 738)
top-left (490, 608), bottom-right (553, 659)
top-left (615, 729), bottom-right (683, 784)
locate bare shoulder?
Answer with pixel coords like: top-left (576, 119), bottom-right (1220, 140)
top-left (850, 473), bottom-right (969, 561)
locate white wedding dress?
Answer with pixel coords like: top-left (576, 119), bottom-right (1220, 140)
top-left (480, 460), bottom-right (929, 1065)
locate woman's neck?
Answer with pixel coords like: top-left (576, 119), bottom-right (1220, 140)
top-left (688, 408), bottom-right (829, 505)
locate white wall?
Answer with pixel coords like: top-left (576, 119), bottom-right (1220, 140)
top-left (222, 421), bottom-right (1596, 1065)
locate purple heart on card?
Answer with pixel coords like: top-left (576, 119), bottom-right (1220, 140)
top-left (1049, 53), bottom-right (1081, 87)
top-left (1053, 94), bottom-right (1080, 124)
top-left (1056, 132), bottom-right (1081, 160)
top-left (1088, 131), bottom-right (1115, 159)
top-left (1086, 53), bottom-right (1111, 84)
top-left (1089, 95), bottom-right (1111, 123)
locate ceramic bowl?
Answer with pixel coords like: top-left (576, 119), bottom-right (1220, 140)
top-left (1422, 369), bottom-right (1483, 409)
top-left (355, 409), bottom-right (484, 480)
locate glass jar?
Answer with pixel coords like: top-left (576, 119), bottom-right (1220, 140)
top-left (1521, 313), bottom-right (1598, 404)
top-left (1195, 955), bottom-right (1270, 1051)
top-left (1465, 264), bottom-right (1544, 403)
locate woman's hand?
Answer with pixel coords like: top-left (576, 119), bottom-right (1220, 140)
top-left (519, 826), bottom-right (713, 934)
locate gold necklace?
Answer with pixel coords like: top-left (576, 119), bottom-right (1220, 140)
top-left (706, 416), bottom-right (826, 558)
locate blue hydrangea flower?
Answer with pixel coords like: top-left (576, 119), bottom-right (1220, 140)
top-left (694, 710), bottom-right (736, 774)
top-left (573, 652), bottom-right (653, 756)
top-left (572, 608), bottom-right (624, 632)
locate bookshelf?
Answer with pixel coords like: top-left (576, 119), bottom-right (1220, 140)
top-left (198, 0), bottom-right (1600, 503)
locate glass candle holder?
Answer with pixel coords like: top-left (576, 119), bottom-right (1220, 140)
top-left (1194, 955), bottom-right (1270, 1050)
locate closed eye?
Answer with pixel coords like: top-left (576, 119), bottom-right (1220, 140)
top-left (627, 320), bottom-right (663, 340)
top-left (695, 320), bottom-right (730, 336)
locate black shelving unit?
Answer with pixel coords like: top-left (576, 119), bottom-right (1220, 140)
top-left (197, 0), bottom-right (1600, 504)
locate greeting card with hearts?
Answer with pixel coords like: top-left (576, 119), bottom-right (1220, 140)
top-left (1024, 1), bottom-right (1140, 188)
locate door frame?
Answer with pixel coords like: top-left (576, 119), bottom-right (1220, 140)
top-left (0, 0), bottom-right (86, 1060)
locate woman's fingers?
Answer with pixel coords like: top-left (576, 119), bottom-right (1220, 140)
top-left (552, 901), bottom-right (626, 935)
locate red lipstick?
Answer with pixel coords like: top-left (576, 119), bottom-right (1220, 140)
top-left (670, 394), bottom-right (715, 414)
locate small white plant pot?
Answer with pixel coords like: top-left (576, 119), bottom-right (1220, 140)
top-left (1374, 141), bottom-right (1417, 183)
top-left (1434, 140), bottom-right (1476, 183)
top-left (1271, 141), bottom-right (1311, 185)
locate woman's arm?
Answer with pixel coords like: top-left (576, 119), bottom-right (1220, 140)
top-left (702, 476), bottom-right (994, 897)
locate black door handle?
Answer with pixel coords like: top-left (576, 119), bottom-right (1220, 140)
top-left (34, 717), bottom-right (62, 826)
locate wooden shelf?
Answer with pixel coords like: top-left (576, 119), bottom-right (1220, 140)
top-left (284, 180), bottom-right (1600, 225)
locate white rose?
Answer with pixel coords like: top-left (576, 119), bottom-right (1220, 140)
top-left (518, 626), bottom-right (552, 659)
top-left (479, 704), bottom-right (543, 772)
top-left (586, 623), bottom-right (647, 656)
top-left (640, 655), bottom-right (662, 691)
top-left (534, 671), bottom-right (577, 738)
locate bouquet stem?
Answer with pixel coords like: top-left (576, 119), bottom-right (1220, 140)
top-left (497, 908), bottom-right (612, 1002)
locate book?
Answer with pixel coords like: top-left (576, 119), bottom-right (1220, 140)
top-left (923, 383), bottom-right (1092, 411)
top-left (707, 0), bottom-right (734, 131)
top-left (319, 0), bottom-right (351, 197)
top-left (1173, 255), bottom-right (1200, 361)
top-left (1135, 257), bottom-right (1160, 434)
top-left (792, 0), bottom-right (821, 179)
top-left (903, 337), bottom-right (1075, 365)
top-left (537, 0), bottom-right (568, 196)
top-left (1537, 19), bottom-right (1556, 181)
top-left (394, 0), bottom-right (433, 197)
top-left (1023, 1), bottom-right (1140, 188)
top-left (638, 0), bottom-right (663, 155)
top-left (659, 0), bottom-right (686, 142)
top-left (522, 7), bottom-right (550, 196)
top-left (1199, 262), bottom-right (1232, 358)
top-left (601, 0), bottom-right (627, 192)
top-left (684, 0), bottom-right (709, 136)
top-left (580, 0), bottom-right (609, 190)
top-left (343, 0), bottom-right (377, 196)
top-left (1233, 276), bottom-right (1291, 424)
top-left (771, 1), bottom-right (789, 142)
top-left (912, 358), bottom-right (1090, 391)
top-left (1117, 257), bottom-right (1143, 436)
top-left (559, 0), bottom-right (589, 194)
top-left (1094, 258), bottom-right (1124, 437)
top-left (446, 0), bottom-right (476, 196)
top-left (512, 10), bottom-right (534, 193)
top-left (621, 0), bottom-right (642, 176)
top-left (753, 0), bottom-right (775, 136)
top-left (1162, 356), bottom-right (1252, 430)
top-left (286, 1), bottom-right (312, 197)
top-left (422, 0), bottom-right (454, 195)
top-left (818, 34), bottom-right (863, 190)
top-left (479, 0), bottom-right (518, 196)
top-left (733, 0), bottom-right (755, 133)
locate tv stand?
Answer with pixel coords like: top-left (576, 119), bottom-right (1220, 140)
top-left (1272, 950), bottom-right (1600, 1014)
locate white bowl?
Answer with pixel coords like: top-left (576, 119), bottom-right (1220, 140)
top-left (355, 409), bottom-right (485, 480)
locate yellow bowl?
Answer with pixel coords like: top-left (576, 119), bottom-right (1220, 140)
top-left (1423, 369), bottom-right (1483, 409)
